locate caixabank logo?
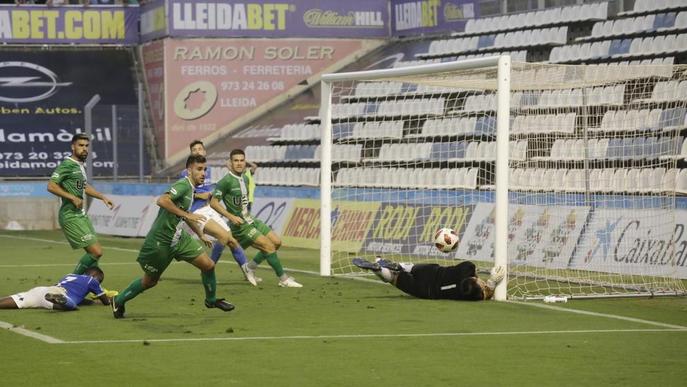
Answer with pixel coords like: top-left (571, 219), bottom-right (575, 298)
top-left (0, 61), bottom-right (72, 104)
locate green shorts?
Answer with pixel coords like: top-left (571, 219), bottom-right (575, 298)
top-left (230, 218), bottom-right (272, 249)
top-left (59, 212), bottom-right (97, 249)
top-left (137, 231), bottom-right (205, 278)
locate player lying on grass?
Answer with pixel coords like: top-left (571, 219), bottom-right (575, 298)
top-left (111, 154), bottom-right (235, 319)
top-left (211, 149), bottom-right (302, 288)
top-left (0, 267), bottom-right (110, 311)
top-left (353, 257), bottom-right (505, 301)
top-left (182, 140), bottom-right (258, 286)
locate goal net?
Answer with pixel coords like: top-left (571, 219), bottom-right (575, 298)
top-left (319, 57), bottom-right (687, 300)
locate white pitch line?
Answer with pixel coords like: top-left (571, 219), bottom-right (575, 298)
top-left (509, 300), bottom-right (687, 329)
top-left (0, 320), bottom-right (64, 344)
top-left (61, 328), bottom-right (687, 345)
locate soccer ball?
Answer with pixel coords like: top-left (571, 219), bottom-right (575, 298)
top-left (434, 227), bottom-right (459, 253)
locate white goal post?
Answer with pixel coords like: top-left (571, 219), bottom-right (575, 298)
top-left (318, 56), bottom-right (686, 301)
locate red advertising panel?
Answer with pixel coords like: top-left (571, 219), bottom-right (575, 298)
top-left (162, 38), bottom-right (378, 161)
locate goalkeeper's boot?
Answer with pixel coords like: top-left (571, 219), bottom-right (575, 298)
top-left (375, 257), bottom-right (403, 272)
top-left (278, 277), bottom-right (303, 288)
top-left (205, 298), bottom-right (235, 312)
top-left (352, 257), bottom-right (380, 271)
top-left (111, 298), bottom-right (126, 319)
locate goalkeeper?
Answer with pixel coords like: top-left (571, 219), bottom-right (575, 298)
top-left (352, 258), bottom-right (505, 301)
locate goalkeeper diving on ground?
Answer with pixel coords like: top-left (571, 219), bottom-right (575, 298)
top-left (353, 258), bottom-right (505, 301)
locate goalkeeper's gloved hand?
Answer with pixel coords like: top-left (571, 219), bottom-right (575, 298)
top-left (486, 266), bottom-right (505, 288)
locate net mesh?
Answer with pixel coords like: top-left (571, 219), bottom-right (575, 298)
top-left (323, 61), bottom-right (687, 299)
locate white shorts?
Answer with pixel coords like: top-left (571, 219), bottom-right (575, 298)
top-left (182, 205), bottom-right (231, 241)
top-left (10, 286), bottom-right (66, 309)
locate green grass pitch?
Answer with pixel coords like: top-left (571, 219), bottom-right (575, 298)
top-left (0, 230), bottom-right (686, 386)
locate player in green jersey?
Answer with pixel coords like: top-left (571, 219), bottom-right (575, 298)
top-left (211, 149), bottom-right (303, 288)
top-left (111, 154), bottom-right (235, 319)
top-left (47, 133), bottom-right (114, 275)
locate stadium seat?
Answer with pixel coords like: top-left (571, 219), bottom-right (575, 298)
top-left (662, 168), bottom-right (678, 192)
top-left (598, 169), bottom-right (615, 192)
top-left (611, 169), bottom-right (628, 193)
top-left (464, 168), bottom-right (478, 189)
top-left (677, 169), bottom-right (687, 194)
top-left (552, 169), bottom-right (568, 192)
top-left (625, 168), bottom-right (641, 192)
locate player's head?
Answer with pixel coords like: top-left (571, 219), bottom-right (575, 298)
top-left (84, 266), bottom-right (105, 284)
top-left (229, 149), bottom-right (246, 174)
top-left (185, 154), bottom-right (207, 185)
top-left (70, 133), bottom-right (90, 162)
top-left (189, 140), bottom-right (206, 157)
top-left (460, 277), bottom-right (486, 300)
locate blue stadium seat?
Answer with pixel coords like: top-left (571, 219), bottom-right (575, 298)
top-left (475, 116), bottom-right (496, 135)
top-left (400, 83), bottom-right (417, 93)
top-left (653, 12), bottom-right (677, 30)
top-left (609, 39), bottom-right (622, 55)
top-left (606, 138), bottom-right (624, 159)
top-left (364, 102), bottom-right (379, 115)
top-left (643, 136), bottom-right (658, 158)
top-left (430, 143), bottom-right (451, 160)
top-left (430, 142), bottom-right (465, 161)
top-left (478, 35), bottom-right (496, 49)
top-left (333, 123), bottom-right (354, 139)
top-left (656, 136), bottom-right (677, 157)
top-left (659, 107), bottom-right (687, 129)
top-left (631, 137), bottom-right (646, 159)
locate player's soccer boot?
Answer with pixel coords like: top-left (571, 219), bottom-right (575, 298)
top-left (241, 263), bottom-right (258, 287)
top-left (44, 292), bottom-right (68, 306)
top-left (278, 277), bottom-right (303, 288)
top-left (352, 257), bottom-right (381, 271)
top-left (205, 298), bottom-right (235, 312)
top-left (111, 298), bottom-right (126, 319)
top-left (375, 257), bottom-right (403, 272)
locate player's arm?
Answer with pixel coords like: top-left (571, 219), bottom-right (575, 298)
top-left (247, 161), bottom-right (258, 174)
top-left (85, 184), bottom-right (114, 209)
top-left (481, 266), bottom-right (506, 300)
top-left (209, 196), bottom-right (243, 225)
top-left (156, 194), bottom-right (205, 225)
top-left (47, 180), bottom-right (83, 209)
top-left (185, 217), bottom-right (213, 248)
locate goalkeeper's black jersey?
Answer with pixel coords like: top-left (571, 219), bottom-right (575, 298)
top-left (396, 261), bottom-right (483, 301)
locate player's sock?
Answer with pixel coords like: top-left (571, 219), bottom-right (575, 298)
top-left (230, 246), bottom-right (248, 266)
top-left (253, 251), bottom-right (267, 265)
top-left (73, 253), bottom-right (98, 275)
top-left (201, 269), bottom-right (217, 304)
top-left (114, 278), bottom-right (145, 305)
top-left (247, 260), bottom-right (259, 271)
top-left (209, 242), bottom-right (225, 264)
top-left (264, 252), bottom-right (285, 277)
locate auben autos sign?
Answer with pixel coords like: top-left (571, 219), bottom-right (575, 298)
top-left (0, 50), bottom-right (144, 177)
